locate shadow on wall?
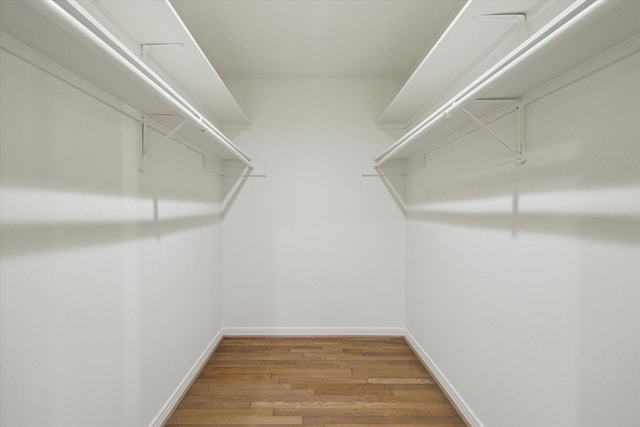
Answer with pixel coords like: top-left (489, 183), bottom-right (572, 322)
top-left (399, 136), bottom-right (639, 247)
top-left (380, 139), bottom-right (640, 244)
top-left (407, 208), bottom-right (640, 246)
top-left (379, 50), bottom-right (640, 250)
top-left (0, 213), bottom-right (222, 258)
top-left (399, 133), bottom-right (640, 246)
top-left (0, 132), bottom-right (230, 259)
top-left (380, 49), bottom-right (640, 247)
top-left (0, 44), bottom-right (250, 259)
top-left (398, 149), bottom-right (640, 246)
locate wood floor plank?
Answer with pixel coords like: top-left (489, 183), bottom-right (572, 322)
top-left (183, 389), bottom-right (316, 398)
top-left (275, 406), bottom-right (458, 417)
top-left (205, 367), bottom-right (352, 376)
top-left (172, 409), bottom-right (273, 417)
top-left (169, 414), bottom-right (302, 424)
top-left (312, 383), bottom-right (392, 396)
top-left (276, 377), bottom-right (369, 385)
top-left (250, 394), bottom-right (381, 403)
top-left (366, 378), bottom-right (435, 385)
top-left (164, 337), bottom-right (466, 427)
top-left (189, 381), bottom-right (293, 390)
top-left (302, 415), bottom-right (464, 425)
top-left (327, 424), bottom-right (466, 427)
top-left (253, 401), bottom-right (457, 411)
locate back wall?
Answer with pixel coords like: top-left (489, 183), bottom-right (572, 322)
top-left (222, 79), bottom-right (406, 331)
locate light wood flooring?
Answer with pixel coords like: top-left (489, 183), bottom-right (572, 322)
top-left (165, 336), bottom-right (466, 426)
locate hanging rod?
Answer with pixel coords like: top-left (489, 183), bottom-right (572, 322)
top-left (374, 0), bottom-right (605, 169)
top-left (42, 0), bottom-right (253, 169)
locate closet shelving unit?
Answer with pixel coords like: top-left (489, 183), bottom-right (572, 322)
top-left (0, 0), bottom-right (254, 172)
top-left (375, 0), bottom-right (640, 170)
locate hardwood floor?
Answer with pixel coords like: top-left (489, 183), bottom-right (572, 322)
top-left (165, 336), bottom-right (466, 426)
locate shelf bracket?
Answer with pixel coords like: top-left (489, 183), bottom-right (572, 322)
top-left (140, 43), bottom-right (184, 62)
top-left (140, 116), bottom-right (189, 171)
top-left (480, 13), bottom-right (527, 42)
top-left (460, 99), bottom-right (525, 164)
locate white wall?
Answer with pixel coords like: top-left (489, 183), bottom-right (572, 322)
top-left (221, 79), bottom-right (406, 330)
top-left (0, 44), bottom-right (224, 426)
top-left (404, 52), bottom-right (640, 426)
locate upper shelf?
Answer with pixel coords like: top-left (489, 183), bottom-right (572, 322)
top-left (377, 0), bottom-right (573, 128)
top-left (0, 0), bottom-right (252, 165)
top-left (375, 0), bottom-right (640, 165)
top-left (80, 0), bottom-right (250, 128)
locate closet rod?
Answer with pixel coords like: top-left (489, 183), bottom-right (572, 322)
top-left (374, 0), bottom-right (604, 168)
top-left (43, 0), bottom-right (253, 169)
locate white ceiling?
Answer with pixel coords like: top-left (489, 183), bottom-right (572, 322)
top-left (170, 0), bottom-right (465, 79)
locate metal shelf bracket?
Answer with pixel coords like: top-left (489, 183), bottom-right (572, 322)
top-left (480, 13), bottom-right (527, 42)
top-left (139, 115), bottom-right (189, 171)
top-left (140, 42), bottom-right (184, 62)
top-left (460, 99), bottom-right (526, 164)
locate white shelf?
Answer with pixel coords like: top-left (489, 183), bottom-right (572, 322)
top-left (377, 0), bottom-right (566, 127)
top-left (0, 0), bottom-right (252, 165)
top-left (81, 0), bottom-right (250, 128)
top-left (376, 0), bottom-right (640, 165)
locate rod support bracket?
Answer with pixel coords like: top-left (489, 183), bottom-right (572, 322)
top-left (139, 116), bottom-right (189, 172)
top-left (461, 99), bottom-right (526, 164)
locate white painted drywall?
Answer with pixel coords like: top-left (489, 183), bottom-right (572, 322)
top-left (221, 79), bottom-right (406, 330)
top-left (0, 46), bottom-right (224, 426)
top-left (404, 52), bottom-right (640, 426)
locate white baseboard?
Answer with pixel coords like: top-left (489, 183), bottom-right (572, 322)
top-left (148, 330), bottom-right (224, 427)
top-left (221, 326), bottom-right (405, 336)
top-left (403, 330), bottom-right (483, 427)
